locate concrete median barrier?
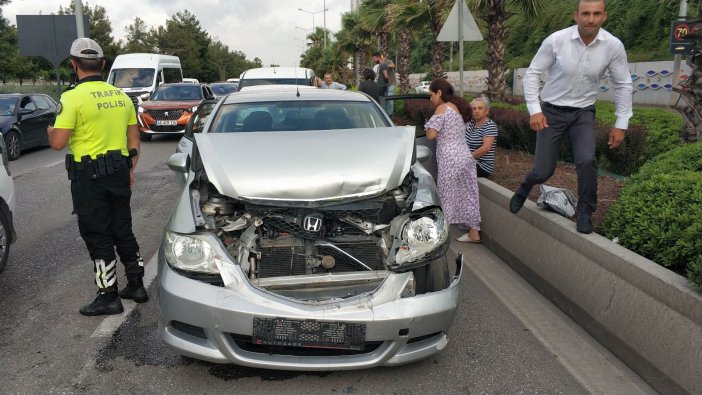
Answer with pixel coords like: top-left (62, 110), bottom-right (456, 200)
top-left (477, 178), bottom-right (702, 395)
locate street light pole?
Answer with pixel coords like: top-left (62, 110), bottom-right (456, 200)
top-left (298, 7), bottom-right (328, 48)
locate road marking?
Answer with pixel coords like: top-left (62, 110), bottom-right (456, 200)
top-left (91, 253), bottom-right (159, 338)
top-left (451, 240), bottom-right (657, 394)
top-left (46, 159), bottom-right (64, 168)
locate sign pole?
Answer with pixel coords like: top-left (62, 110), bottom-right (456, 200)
top-left (458, 0), bottom-right (464, 97)
top-left (671, 0), bottom-right (688, 106)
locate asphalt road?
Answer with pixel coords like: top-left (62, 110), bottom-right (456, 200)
top-left (0, 136), bottom-right (653, 394)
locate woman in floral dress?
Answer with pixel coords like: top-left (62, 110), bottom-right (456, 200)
top-left (424, 78), bottom-right (482, 243)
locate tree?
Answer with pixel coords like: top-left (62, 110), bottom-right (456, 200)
top-left (385, 0), bottom-right (453, 80)
top-left (0, 14), bottom-right (19, 83)
top-left (58, 2), bottom-right (119, 62)
top-left (151, 10), bottom-right (211, 80)
top-left (359, 0), bottom-right (392, 55)
top-left (337, 10), bottom-right (374, 85)
top-left (469, 0), bottom-right (544, 100)
top-left (123, 17), bottom-right (154, 53)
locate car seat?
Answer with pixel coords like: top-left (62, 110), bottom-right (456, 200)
top-left (313, 108), bottom-right (351, 130)
top-left (242, 111), bottom-right (273, 131)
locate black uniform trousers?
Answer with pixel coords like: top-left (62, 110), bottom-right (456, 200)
top-left (71, 165), bottom-right (143, 290)
top-left (517, 103), bottom-right (598, 216)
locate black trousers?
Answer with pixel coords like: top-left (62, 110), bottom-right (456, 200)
top-left (71, 166), bottom-right (142, 290)
top-left (518, 104), bottom-right (597, 215)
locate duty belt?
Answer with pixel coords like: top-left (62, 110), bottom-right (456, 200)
top-left (65, 150), bottom-right (132, 180)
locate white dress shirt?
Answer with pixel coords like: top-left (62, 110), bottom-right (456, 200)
top-left (523, 25), bottom-right (633, 130)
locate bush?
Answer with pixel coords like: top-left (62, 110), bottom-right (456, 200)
top-left (491, 107), bottom-right (534, 153)
top-left (595, 123), bottom-right (648, 176)
top-left (602, 171), bottom-right (702, 286)
top-left (628, 141), bottom-right (702, 184)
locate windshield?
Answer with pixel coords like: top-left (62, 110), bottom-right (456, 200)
top-left (210, 84), bottom-right (238, 95)
top-left (110, 68), bottom-right (155, 88)
top-left (239, 78), bottom-right (312, 89)
top-left (209, 101), bottom-right (389, 133)
top-left (0, 97), bottom-right (17, 116)
top-left (152, 85), bottom-right (202, 101)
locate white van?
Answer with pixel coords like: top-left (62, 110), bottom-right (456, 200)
top-left (237, 67), bottom-right (316, 91)
top-left (107, 53), bottom-right (183, 105)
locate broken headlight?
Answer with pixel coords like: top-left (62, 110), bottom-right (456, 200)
top-left (388, 208), bottom-right (449, 269)
top-left (163, 231), bottom-right (222, 274)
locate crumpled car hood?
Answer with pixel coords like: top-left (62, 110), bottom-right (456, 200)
top-left (194, 126), bottom-right (416, 204)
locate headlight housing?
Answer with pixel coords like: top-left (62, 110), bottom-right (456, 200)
top-left (191, 106), bottom-right (198, 112)
top-left (387, 208), bottom-right (448, 269)
top-left (138, 106), bottom-right (144, 113)
top-left (163, 231), bottom-right (223, 274)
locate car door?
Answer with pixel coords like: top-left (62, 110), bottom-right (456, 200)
top-left (16, 95), bottom-right (43, 148)
top-left (30, 95), bottom-right (57, 147)
top-left (381, 94), bottom-right (437, 179)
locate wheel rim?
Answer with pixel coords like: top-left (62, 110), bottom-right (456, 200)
top-left (7, 134), bottom-right (20, 158)
top-left (0, 220), bottom-right (6, 259)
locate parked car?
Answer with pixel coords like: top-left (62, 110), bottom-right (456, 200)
top-left (137, 83), bottom-right (215, 141)
top-left (237, 67), bottom-right (316, 91)
top-left (160, 88), bottom-right (462, 370)
top-left (415, 81), bottom-right (430, 94)
top-left (208, 82), bottom-right (238, 99)
top-left (0, 136), bottom-right (16, 273)
top-left (0, 93), bottom-right (58, 160)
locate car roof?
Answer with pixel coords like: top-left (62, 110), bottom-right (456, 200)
top-left (221, 87), bottom-right (373, 105)
top-left (240, 67), bottom-right (314, 79)
top-left (158, 82), bottom-right (205, 88)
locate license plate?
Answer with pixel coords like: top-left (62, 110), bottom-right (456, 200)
top-left (253, 317), bottom-right (366, 350)
top-left (156, 120), bottom-right (177, 126)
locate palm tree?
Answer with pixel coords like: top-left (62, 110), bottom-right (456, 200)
top-left (359, 0), bottom-right (392, 55)
top-left (469, 0), bottom-right (544, 100)
top-left (386, 0), bottom-right (453, 80)
top-left (338, 10), bottom-right (374, 85)
top-left (387, 3), bottom-right (414, 93)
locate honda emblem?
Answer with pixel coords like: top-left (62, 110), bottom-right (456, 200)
top-left (303, 215), bottom-right (323, 232)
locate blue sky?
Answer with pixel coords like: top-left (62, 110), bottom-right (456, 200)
top-left (2, 0), bottom-right (349, 66)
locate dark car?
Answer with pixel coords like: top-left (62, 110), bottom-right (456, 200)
top-left (137, 83), bottom-right (215, 141)
top-left (0, 93), bottom-right (58, 160)
top-left (208, 82), bottom-right (238, 99)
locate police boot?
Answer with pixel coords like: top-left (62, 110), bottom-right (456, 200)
top-left (79, 291), bottom-right (124, 316)
top-left (119, 278), bottom-right (149, 303)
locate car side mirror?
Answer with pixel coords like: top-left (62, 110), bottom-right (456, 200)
top-left (18, 108), bottom-right (33, 117)
top-left (416, 145), bottom-right (433, 163)
top-left (167, 152), bottom-right (190, 173)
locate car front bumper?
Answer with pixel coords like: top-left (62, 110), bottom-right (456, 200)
top-left (157, 250), bottom-right (462, 370)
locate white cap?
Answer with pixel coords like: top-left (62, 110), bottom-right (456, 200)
top-left (69, 38), bottom-right (103, 59)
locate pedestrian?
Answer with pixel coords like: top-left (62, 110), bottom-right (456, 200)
top-left (424, 78), bottom-right (481, 243)
top-left (509, 0), bottom-right (632, 234)
top-left (320, 73), bottom-right (347, 90)
top-left (383, 53), bottom-right (396, 115)
top-left (465, 97), bottom-right (498, 178)
top-left (47, 38), bottom-right (147, 316)
top-left (372, 51), bottom-right (389, 97)
top-left (358, 68), bottom-right (382, 104)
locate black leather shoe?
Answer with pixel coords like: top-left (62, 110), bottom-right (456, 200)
top-left (576, 213), bottom-right (593, 234)
top-left (80, 292), bottom-right (124, 316)
top-left (119, 282), bottom-right (149, 303)
top-left (509, 193), bottom-right (527, 213)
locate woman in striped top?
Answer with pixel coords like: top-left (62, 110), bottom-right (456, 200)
top-left (465, 97), bottom-right (498, 177)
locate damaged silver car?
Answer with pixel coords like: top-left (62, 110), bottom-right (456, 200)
top-left (159, 88), bottom-right (462, 370)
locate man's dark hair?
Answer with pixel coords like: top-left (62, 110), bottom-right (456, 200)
top-left (72, 55), bottom-right (103, 73)
top-left (577, 0), bottom-right (606, 10)
top-left (371, 51), bottom-right (381, 57)
top-left (362, 68), bottom-right (375, 81)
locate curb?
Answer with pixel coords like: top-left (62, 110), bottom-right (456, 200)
top-left (476, 178), bottom-right (702, 395)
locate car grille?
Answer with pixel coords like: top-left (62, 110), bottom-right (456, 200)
top-left (228, 334), bottom-right (384, 356)
top-left (148, 125), bottom-right (184, 133)
top-left (148, 109), bottom-right (184, 120)
top-left (125, 92), bottom-right (141, 107)
top-left (257, 241), bottom-right (384, 278)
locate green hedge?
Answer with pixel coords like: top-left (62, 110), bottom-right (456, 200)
top-left (602, 171), bottom-right (702, 285)
top-left (490, 102), bottom-right (684, 176)
top-left (628, 141), bottom-right (702, 184)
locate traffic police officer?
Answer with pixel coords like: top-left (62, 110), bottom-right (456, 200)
top-left (48, 38), bottom-right (147, 316)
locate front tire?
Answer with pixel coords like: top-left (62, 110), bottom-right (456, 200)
top-left (5, 130), bottom-right (21, 161)
top-left (0, 210), bottom-right (11, 273)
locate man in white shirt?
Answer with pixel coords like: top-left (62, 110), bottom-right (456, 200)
top-left (320, 73), bottom-right (347, 90)
top-left (509, 0), bottom-right (632, 234)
